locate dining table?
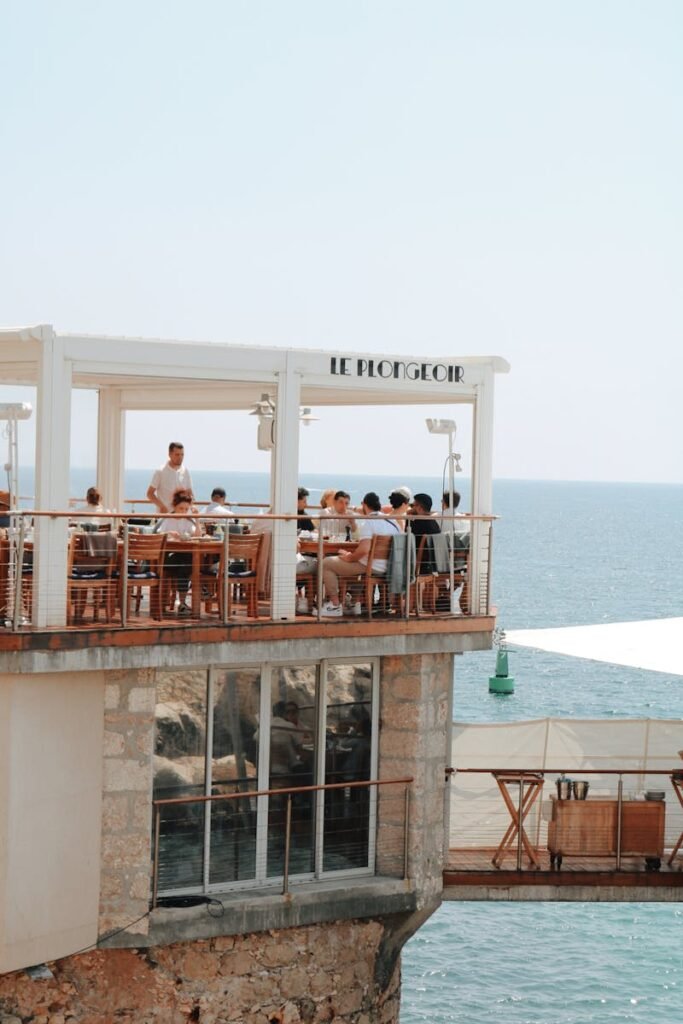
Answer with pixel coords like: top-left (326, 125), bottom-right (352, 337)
top-left (298, 538), bottom-right (357, 557)
top-left (163, 536), bottom-right (224, 617)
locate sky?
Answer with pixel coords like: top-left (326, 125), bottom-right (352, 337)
top-left (1, 1), bottom-right (681, 483)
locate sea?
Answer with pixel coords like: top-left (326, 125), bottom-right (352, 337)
top-left (28, 470), bottom-right (683, 1022)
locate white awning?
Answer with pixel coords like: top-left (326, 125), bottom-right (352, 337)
top-left (506, 617), bottom-right (683, 677)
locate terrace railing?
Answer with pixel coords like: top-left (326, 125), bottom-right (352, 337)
top-left (0, 510), bottom-right (495, 632)
top-left (447, 767), bottom-right (683, 874)
top-left (151, 775), bottom-right (413, 904)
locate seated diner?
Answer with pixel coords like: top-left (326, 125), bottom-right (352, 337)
top-left (156, 489), bottom-right (202, 615)
top-left (320, 491), bottom-right (399, 618)
top-left (297, 486), bottom-right (315, 533)
top-left (320, 490), bottom-right (356, 539)
top-left (73, 486), bottom-right (110, 528)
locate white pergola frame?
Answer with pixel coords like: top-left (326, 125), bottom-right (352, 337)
top-left (0, 325), bottom-right (509, 627)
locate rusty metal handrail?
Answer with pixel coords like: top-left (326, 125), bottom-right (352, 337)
top-left (152, 775), bottom-right (413, 907)
top-left (451, 768), bottom-right (680, 775)
top-left (153, 774), bottom-right (413, 808)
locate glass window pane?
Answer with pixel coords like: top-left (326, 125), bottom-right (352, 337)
top-left (153, 670), bottom-right (208, 892)
top-left (209, 668), bottom-right (261, 885)
top-left (323, 662), bottom-right (374, 871)
top-left (267, 666), bottom-right (318, 877)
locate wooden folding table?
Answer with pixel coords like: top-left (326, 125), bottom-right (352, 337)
top-left (492, 771), bottom-right (545, 869)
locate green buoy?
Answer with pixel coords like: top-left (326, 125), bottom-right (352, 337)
top-left (489, 646), bottom-right (515, 694)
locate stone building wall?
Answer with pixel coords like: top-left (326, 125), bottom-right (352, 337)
top-left (0, 919), bottom-right (401, 1024)
top-left (100, 668), bottom-right (157, 938)
top-left (377, 652), bottom-right (452, 905)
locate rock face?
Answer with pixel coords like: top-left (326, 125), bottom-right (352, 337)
top-left (0, 919), bottom-right (402, 1024)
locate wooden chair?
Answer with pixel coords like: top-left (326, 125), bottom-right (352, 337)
top-left (408, 535), bottom-right (430, 616)
top-left (336, 534), bottom-right (394, 618)
top-left (421, 534), bottom-right (469, 614)
top-left (121, 533), bottom-right (167, 621)
top-left (67, 532), bottom-right (118, 624)
top-left (201, 533), bottom-right (264, 619)
top-left (363, 534), bottom-right (394, 618)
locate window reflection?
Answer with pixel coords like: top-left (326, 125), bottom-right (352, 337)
top-left (153, 670), bottom-right (208, 891)
top-left (265, 666), bottom-right (318, 877)
top-left (209, 669), bottom-right (260, 884)
top-left (153, 660), bottom-right (377, 895)
top-left (324, 663), bottom-right (373, 871)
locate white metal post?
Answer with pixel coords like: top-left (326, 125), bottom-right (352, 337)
top-left (97, 388), bottom-right (125, 514)
top-left (270, 357), bottom-right (301, 619)
top-left (470, 370), bottom-right (495, 614)
top-left (34, 328), bottom-right (72, 627)
top-left (447, 426), bottom-right (456, 611)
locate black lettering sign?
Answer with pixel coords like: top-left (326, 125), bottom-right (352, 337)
top-left (332, 356), bottom-right (464, 385)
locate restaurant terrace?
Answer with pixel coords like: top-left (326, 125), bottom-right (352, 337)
top-left (0, 325), bottom-right (508, 646)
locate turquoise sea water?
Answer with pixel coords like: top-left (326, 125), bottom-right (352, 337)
top-left (47, 471), bottom-right (683, 1020)
top-left (401, 479), bottom-right (683, 1024)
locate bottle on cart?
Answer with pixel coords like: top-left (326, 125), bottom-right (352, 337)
top-left (345, 525), bottom-right (351, 542)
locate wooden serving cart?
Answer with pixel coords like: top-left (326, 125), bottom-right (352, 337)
top-left (548, 796), bottom-right (665, 870)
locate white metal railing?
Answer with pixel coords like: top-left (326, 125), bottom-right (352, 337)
top-left (0, 509), bottom-right (494, 632)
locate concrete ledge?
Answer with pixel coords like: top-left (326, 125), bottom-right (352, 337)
top-left (0, 623), bottom-right (494, 675)
top-left (443, 884), bottom-right (683, 903)
top-left (102, 877), bottom-right (417, 948)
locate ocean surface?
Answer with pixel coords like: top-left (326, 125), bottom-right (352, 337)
top-left (31, 471), bottom-right (683, 1021)
top-left (399, 479), bottom-right (683, 1024)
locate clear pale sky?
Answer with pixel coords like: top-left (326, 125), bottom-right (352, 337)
top-left (1, 1), bottom-right (681, 483)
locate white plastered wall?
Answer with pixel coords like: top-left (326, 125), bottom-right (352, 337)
top-left (0, 671), bottom-right (104, 974)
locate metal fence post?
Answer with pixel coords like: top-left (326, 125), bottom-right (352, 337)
top-left (404, 528), bottom-right (411, 619)
top-left (282, 794), bottom-right (293, 894)
top-left (121, 521), bottom-right (129, 627)
top-left (616, 774), bottom-right (623, 870)
top-left (222, 526), bottom-right (230, 624)
top-left (12, 515), bottom-right (26, 631)
top-left (403, 785), bottom-right (411, 879)
top-left (316, 527), bottom-right (324, 621)
top-left (152, 804), bottom-right (161, 910)
top-left (516, 776), bottom-right (524, 871)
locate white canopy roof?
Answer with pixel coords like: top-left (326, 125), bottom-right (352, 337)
top-left (507, 617), bottom-right (683, 677)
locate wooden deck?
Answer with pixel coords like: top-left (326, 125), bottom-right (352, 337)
top-left (0, 604), bottom-right (495, 652)
top-left (444, 847), bottom-right (683, 889)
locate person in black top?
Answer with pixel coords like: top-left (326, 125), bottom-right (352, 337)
top-left (408, 493), bottom-right (440, 573)
top-left (297, 486), bottom-right (316, 533)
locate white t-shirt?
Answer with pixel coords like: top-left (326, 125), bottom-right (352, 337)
top-left (320, 507), bottom-right (357, 538)
top-left (150, 462), bottom-right (193, 511)
top-left (157, 516), bottom-right (198, 539)
top-left (357, 513), bottom-right (399, 572)
top-left (206, 502), bottom-right (233, 520)
top-left (74, 502), bottom-right (109, 526)
top-left (435, 512), bottom-right (470, 535)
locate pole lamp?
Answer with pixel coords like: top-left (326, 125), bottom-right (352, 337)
top-left (426, 417), bottom-right (463, 613)
top-left (0, 402), bottom-right (33, 510)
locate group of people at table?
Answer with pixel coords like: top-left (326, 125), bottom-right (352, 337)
top-left (294, 484), bottom-right (464, 617)
top-left (73, 441), bottom-right (466, 618)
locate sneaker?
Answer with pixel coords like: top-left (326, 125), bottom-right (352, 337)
top-left (347, 602), bottom-right (362, 616)
top-left (296, 596), bottom-right (309, 614)
top-left (320, 602), bottom-right (342, 618)
top-left (177, 603), bottom-right (191, 616)
top-left (343, 592), bottom-right (354, 609)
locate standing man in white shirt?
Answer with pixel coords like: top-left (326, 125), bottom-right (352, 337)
top-left (146, 442), bottom-right (193, 514)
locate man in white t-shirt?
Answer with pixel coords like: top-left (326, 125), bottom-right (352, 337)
top-left (435, 489), bottom-right (470, 535)
top-left (320, 491), bottom-right (398, 617)
top-left (320, 490), bottom-right (357, 539)
top-left (146, 442), bottom-right (193, 515)
top-left (206, 487), bottom-right (233, 516)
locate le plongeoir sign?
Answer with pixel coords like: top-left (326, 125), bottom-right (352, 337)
top-left (330, 356), bottom-right (464, 384)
